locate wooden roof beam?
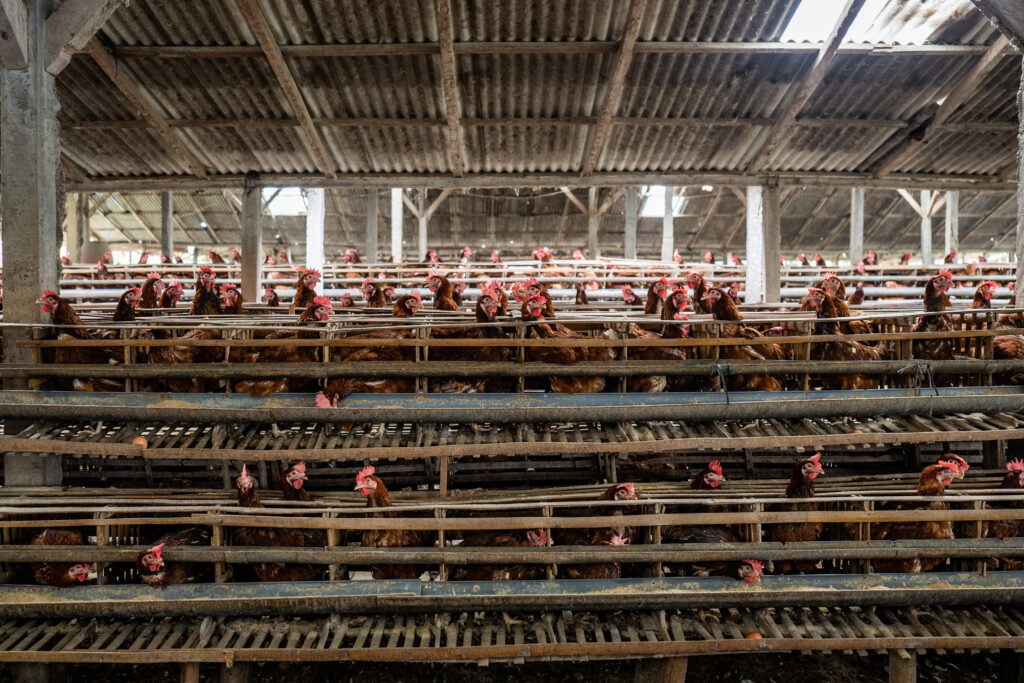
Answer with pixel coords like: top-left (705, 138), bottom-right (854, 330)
top-left (873, 34), bottom-right (1012, 177)
top-left (0, 0), bottom-right (27, 69)
top-left (45, 0), bottom-right (122, 75)
top-left (85, 37), bottom-right (206, 177)
top-left (579, 0), bottom-right (647, 176)
top-left (961, 194), bottom-right (1015, 242)
top-left (743, 0), bottom-right (868, 172)
top-left (235, 0), bottom-right (336, 178)
top-left (115, 192), bottom-right (160, 244)
top-left (180, 192), bottom-right (221, 246)
top-left (435, 0), bottom-right (465, 177)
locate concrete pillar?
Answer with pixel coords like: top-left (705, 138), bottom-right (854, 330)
top-left (305, 188), bottom-right (325, 294)
top-left (417, 189), bottom-right (428, 261)
top-left (2, 0), bottom-right (62, 487)
top-left (661, 186), bottom-right (675, 262)
top-left (241, 184), bottom-right (262, 303)
top-left (1017, 58), bottom-right (1024, 302)
top-left (850, 187), bottom-right (864, 264)
top-left (160, 191), bottom-right (174, 259)
top-left (624, 186), bottom-right (638, 260)
top-left (945, 190), bottom-right (959, 258)
top-left (920, 190), bottom-right (933, 266)
top-left (390, 188), bottom-right (403, 263)
top-left (745, 185), bottom-right (781, 303)
top-left (365, 190), bottom-right (379, 263)
top-left (588, 186), bottom-right (599, 259)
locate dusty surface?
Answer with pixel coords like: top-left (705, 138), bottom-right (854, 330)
top-left (14, 653), bottom-right (1005, 682)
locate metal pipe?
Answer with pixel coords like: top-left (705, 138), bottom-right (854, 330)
top-left (0, 387), bottom-right (1020, 423)
top-left (1, 572), bottom-right (1022, 618)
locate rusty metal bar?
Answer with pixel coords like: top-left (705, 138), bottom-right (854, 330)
top-left (1, 573), bottom-right (1022, 618)
top-left (0, 387), bottom-right (1021, 423)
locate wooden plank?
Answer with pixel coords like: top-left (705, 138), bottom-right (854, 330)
top-left (434, 0), bottom-right (465, 177)
top-left (235, 0), bottom-right (335, 178)
top-left (44, 0), bottom-right (121, 74)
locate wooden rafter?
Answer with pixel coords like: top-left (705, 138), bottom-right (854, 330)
top-left (969, 1), bottom-right (1024, 50)
top-left (873, 35), bottom-right (1012, 177)
top-left (435, 0), bottom-right (465, 177)
top-left (579, 0), bottom-right (647, 176)
top-left (45, 0), bottom-right (122, 75)
top-left (559, 187), bottom-right (590, 215)
top-left (744, 0), bottom-right (867, 172)
top-left (180, 192), bottom-right (221, 245)
top-left (793, 188), bottom-right (838, 244)
top-left (87, 192), bottom-right (111, 217)
top-left (961, 195), bottom-right (1015, 242)
top-left (85, 37), bottom-right (206, 177)
top-left (328, 190), bottom-right (353, 247)
top-left (235, 0), bottom-right (335, 178)
top-left (863, 194), bottom-right (905, 243)
top-left (686, 187), bottom-right (723, 249)
top-left (108, 40), bottom-right (1020, 59)
top-left (115, 193), bottom-right (160, 243)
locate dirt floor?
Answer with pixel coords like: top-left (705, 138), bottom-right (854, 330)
top-left (11, 652), bottom-right (1007, 682)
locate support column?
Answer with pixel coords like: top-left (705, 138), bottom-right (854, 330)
top-left (850, 187), bottom-right (864, 264)
top-left (365, 190), bottom-right (378, 263)
top-left (417, 189), bottom-right (428, 262)
top-left (920, 190), bottom-right (933, 266)
top-left (888, 651), bottom-right (916, 683)
top-left (1017, 58), bottom-right (1024, 301)
top-left (390, 188), bottom-right (403, 263)
top-left (624, 185), bottom-right (638, 260)
top-left (2, 0), bottom-right (62, 487)
top-left (745, 185), bottom-right (780, 303)
top-left (76, 193), bottom-right (88, 254)
top-left (305, 188), bottom-right (325, 295)
top-left (63, 193), bottom-right (79, 262)
top-left (945, 190), bottom-right (959, 258)
top-left (661, 186), bottom-right (675, 262)
top-left (588, 186), bottom-right (599, 259)
top-left (160, 191), bottom-right (174, 260)
top-left (241, 184), bottom-right (262, 303)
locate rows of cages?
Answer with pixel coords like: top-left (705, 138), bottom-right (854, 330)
top-left (7, 306), bottom-right (1024, 397)
top-left (3, 458), bottom-right (1024, 590)
top-left (13, 258), bottom-right (1018, 306)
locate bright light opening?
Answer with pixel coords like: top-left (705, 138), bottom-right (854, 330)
top-left (640, 186), bottom-right (686, 218)
top-left (263, 187), bottom-right (307, 216)
top-left (781, 0), bottom-right (967, 45)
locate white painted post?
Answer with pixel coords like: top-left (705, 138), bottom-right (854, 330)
top-left (850, 187), bottom-right (864, 265)
top-left (1016, 61), bottom-right (1024, 304)
top-left (160, 191), bottom-right (174, 260)
top-left (661, 186), bottom-right (675, 262)
top-left (365, 190), bottom-right (378, 263)
top-left (624, 186), bottom-right (638, 260)
top-left (241, 184), bottom-right (262, 303)
top-left (745, 186), bottom-right (765, 302)
top-left (64, 193), bottom-right (80, 262)
top-left (391, 188), bottom-right (403, 263)
top-left (588, 187), bottom-right (599, 259)
top-left (945, 190), bottom-right (959, 258)
top-left (304, 188), bottom-right (325, 295)
top-left (920, 190), bottom-right (933, 265)
top-left (417, 189), bottom-right (428, 261)
top-left (763, 183), bottom-right (781, 302)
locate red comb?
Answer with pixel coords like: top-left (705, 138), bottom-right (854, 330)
top-left (981, 280), bottom-right (998, 289)
top-left (313, 296), bottom-right (332, 309)
top-left (822, 272), bottom-right (837, 280)
top-left (410, 289), bottom-right (422, 302)
top-left (744, 559), bottom-right (764, 574)
top-left (939, 269), bottom-right (953, 280)
top-left (709, 460), bottom-right (722, 476)
top-left (149, 543), bottom-right (166, 561)
top-left (146, 271), bottom-right (160, 280)
top-left (200, 266), bottom-right (214, 274)
top-left (620, 483), bottom-right (635, 496)
top-left (1008, 459), bottom-right (1024, 473)
top-left (240, 464), bottom-right (249, 478)
top-left (808, 453), bottom-right (822, 464)
top-left (362, 277), bottom-right (375, 286)
top-left (305, 268), bottom-right (322, 279)
top-left (428, 269), bottom-right (441, 278)
top-left (293, 462), bottom-right (306, 473)
top-left (356, 465), bottom-right (375, 482)
top-left (947, 454), bottom-right (969, 473)
top-left (219, 283), bottom-right (237, 294)
top-left (42, 289), bottom-right (58, 298)
top-left (167, 280), bottom-right (181, 289)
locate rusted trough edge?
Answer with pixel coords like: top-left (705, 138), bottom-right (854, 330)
top-left (0, 637), bottom-right (1020, 663)
top-left (2, 424), bottom-right (1019, 460)
top-left (0, 573), bottom-right (1021, 618)
top-left (0, 387), bottom-right (1022, 423)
